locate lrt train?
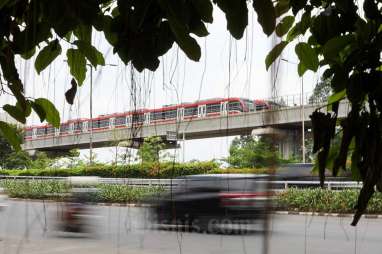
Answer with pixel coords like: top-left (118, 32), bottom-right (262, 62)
top-left (24, 98), bottom-right (280, 141)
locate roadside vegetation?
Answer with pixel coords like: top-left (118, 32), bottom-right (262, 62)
top-left (0, 162), bottom-right (276, 178)
top-left (0, 161), bottom-right (220, 178)
top-left (0, 134), bottom-right (281, 177)
top-left (3, 180), bottom-right (382, 214)
top-left (278, 188), bottom-right (382, 214)
top-left (2, 180), bottom-right (162, 203)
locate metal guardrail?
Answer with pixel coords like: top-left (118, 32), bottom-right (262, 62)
top-left (0, 175), bottom-right (362, 190)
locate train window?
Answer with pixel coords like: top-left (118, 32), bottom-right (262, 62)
top-left (37, 128), bottom-right (45, 136)
top-left (184, 107), bottom-right (197, 116)
top-left (151, 112), bottom-right (164, 121)
top-left (25, 130), bottom-right (32, 137)
top-left (165, 110), bottom-right (176, 119)
top-left (115, 116), bottom-right (126, 126)
top-left (245, 100), bottom-right (255, 112)
top-left (81, 122), bottom-right (88, 133)
top-left (91, 120), bottom-right (98, 129)
top-left (99, 119), bottom-right (109, 128)
top-left (206, 103), bottom-right (220, 114)
top-left (74, 122), bottom-right (82, 131)
top-left (60, 124), bottom-right (68, 132)
top-left (46, 127), bottom-right (55, 135)
top-left (228, 101), bottom-right (243, 111)
top-left (132, 113), bottom-right (144, 123)
top-left (256, 103), bottom-right (267, 111)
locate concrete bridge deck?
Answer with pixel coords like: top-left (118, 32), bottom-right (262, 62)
top-left (22, 102), bottom-right (350, 152)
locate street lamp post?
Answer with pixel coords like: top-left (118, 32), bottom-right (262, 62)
top-left (281, 59), bottom-right (305, 163)
top-left (301, 77), bottom-right (305, 163)
top-left (89, 65), bottom-right (93, 165)
top-left (65, 59), bottom-right (117, 165)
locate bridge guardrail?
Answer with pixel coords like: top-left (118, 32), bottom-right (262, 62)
top-left (0, 175), bottom-right (362, 190)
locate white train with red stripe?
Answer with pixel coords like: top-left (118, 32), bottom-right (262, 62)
top-left (24, 98), bottom-right (280, 141)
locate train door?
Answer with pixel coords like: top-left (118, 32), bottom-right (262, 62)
top-left (126, 115), bottom-right (132, 127)
top-left (32, 128), bottom-right (37, 139)
top-left (197, 105), bottom-right (206, 118)
top-left (82, 121), bottom-right (89, 133)
top-left (54, 128), bottom-right (60, 137)
top-left (177, 107), bottom-right (185, 121)
top-left (144, 113), bottom-right (151, 125)
top-left (109, 117), bottom-right (115, 129)
top-left (69, 123), bottom-right (74, 134)
top-left (220, 101), bottom-right (228, 116)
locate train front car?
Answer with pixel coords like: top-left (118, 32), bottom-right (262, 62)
top-left (24, 126), bottom-right (34, 141)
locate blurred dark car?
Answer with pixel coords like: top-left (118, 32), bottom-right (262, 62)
top-left (150, 174), bottom-right (273, 233)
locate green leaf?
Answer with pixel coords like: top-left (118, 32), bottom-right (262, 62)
top-left (286, 24), bottom-right (300, 42)
top-left (64, 31), bottom-right (72, 42)
top-left (215, 0), bottom-right (248, 39)
top-left (265, 41), bottom-right (288, 70)
top-left (74, 25), bottom-right (92, 43)
top-left (275, 16), bottom-right (294, 37)
top-left (102, 16), bottom-right (118, 45)
top-left (0, 0), bottom-right (11, 9)
top-left (65, 79), bottom-right (78, 105)
top-left (275, 0), bottom-right (290, 17)
top-left (21, 47), bottom-right (36, 60)
top-left (159, 0), bottom-right (201, 61)
top-left (169, 22), bottom-right (201, 61)
top-left (191, 0), bottom-right (213, 23)
top-left (3, 104), bottom-right (26, 124)
top-left (31, 102), bottom-right (46, 122)
top-left (35, 40), bottom-right (62, 74)
top-left (74, 40), bottom-right (105, 67)
top-left (328, 89), bottom-right (346, 105)
top-left (66, 48), bottom-right (87, 85)
top-left (253, 0), bottom-right (276, 36)
top-left (16, 101), bottom-right (31, 117)
top-left (295, 42), bottom-right (319, 75)
top-left (297, 62), bottom-right (307, 76)
top-left (323, 35), bottom-right (355, 60)
top-left (34, 98), bottom-right (60, 128)
top-left (0, 121), bottom-right (21, 151)
top-left (190, 18), bottom-right (209, 37)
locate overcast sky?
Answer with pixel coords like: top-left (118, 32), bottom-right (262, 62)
top-left (2, 5), bottom-right (323, 163)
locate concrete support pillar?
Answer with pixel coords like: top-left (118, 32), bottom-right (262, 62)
top-left (251, 127), bottom-right (300, 160)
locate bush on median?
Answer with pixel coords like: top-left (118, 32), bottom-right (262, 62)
top-left (4, 179), bottom-right (382, 214)
top-left (2, 179), bottom-right (71, 199)
top-left (1, 180), bottom-right (163, 203)
top-left (278, 188), bottom-right (382, 214)
top-left (0, 161), bottom-right (220, 178)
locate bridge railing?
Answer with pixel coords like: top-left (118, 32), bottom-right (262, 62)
top-left (258, 92), bottom-right (326, 110)
top-left (0, 175), bottom-right (361, 190)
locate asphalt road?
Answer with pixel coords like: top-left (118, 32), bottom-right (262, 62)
top-left (0, 200), bottom-right (380, 254)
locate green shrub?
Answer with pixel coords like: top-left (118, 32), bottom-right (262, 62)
top-left (1, 179), bottom-right (163, 203)
top-left (0, 170), bottom-right (9, 175)
top-left (1, 161), bottom-right (220, 178)
top-left (208, 167), bottom-right (271, 174)
top-left (94, 184), bottom-right (163, 203)
top-left (2, 180), bottom-right (70, 199)
top-left (278, 188), bottom-right (382, 214)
